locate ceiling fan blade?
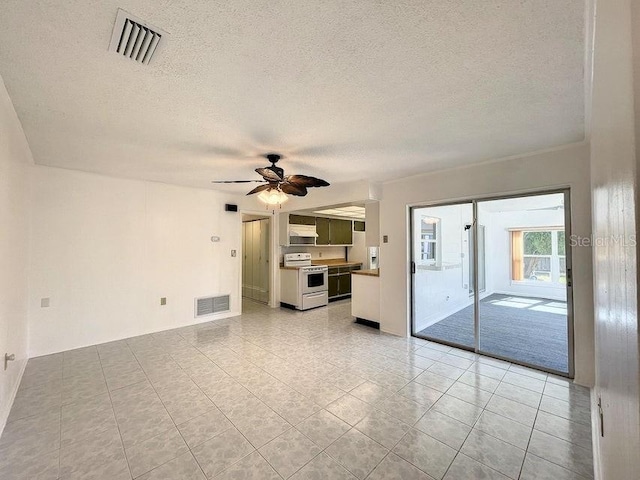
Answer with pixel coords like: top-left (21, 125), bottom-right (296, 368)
top-left (246, 184), bottom-right (272, 195)
top-left (255, 166), bottom-right (284, 181)
top-left (285, 175), bottom-right (330, 188)
top-left (280, 183), bottom-right (308, 196)
top-left (211, 180), bottom-right (266, 183)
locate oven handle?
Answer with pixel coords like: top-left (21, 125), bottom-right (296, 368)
top-left (304, 291), bottom-right (327, 298)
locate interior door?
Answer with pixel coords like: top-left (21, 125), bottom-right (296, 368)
top-left (411, 202), bottom-right (475, 349)
top-left (242, 219), bottom-right (270, 304)
top-left (242, 222), bottom-right (251, 298)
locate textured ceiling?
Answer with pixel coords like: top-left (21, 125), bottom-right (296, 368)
top-left (0, 0), bottom-right (586, 191)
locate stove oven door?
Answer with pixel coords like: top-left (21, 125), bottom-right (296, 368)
top-left (302, 270), bottom-right (328, 294)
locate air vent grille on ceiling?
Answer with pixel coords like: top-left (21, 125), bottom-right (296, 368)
top-left (108, 9), bottom-right (167, 64)
top-left (195, 295), bottom-right (230, 317)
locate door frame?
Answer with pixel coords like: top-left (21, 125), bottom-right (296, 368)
top-left (409, 188), bottom-right (575, 378)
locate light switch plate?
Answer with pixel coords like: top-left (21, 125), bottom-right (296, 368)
top-left (160, 297), bottom-right (167, 306)
top-left (231, 250), bottom-right (237, 257)
top-left (41, 298), bottom-right (50, 308)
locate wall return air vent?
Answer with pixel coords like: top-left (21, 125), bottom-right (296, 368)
top-left (195, 295), bottom-right (230, 318)
top-left (108, 9), bottom-right (167, 64)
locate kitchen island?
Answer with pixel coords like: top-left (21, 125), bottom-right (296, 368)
top-left (351, 268), bottom-right (380, 327)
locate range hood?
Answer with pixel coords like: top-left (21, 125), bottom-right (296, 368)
top-left (289, 225), bottom-right (319, 238)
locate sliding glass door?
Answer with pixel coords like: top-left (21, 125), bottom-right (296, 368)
top-left (476, 193), bottom-right (571, 374)
top-left (411, 202), bottom-right (475, 349)
top-left (411, 191), bottom-right (573, 376)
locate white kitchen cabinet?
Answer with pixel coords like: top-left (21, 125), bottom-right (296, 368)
top-left (351, 270), bottom-right (380, 322)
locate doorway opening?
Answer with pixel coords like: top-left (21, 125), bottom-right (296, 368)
top-left (411, 190), bottom-right (573, 376)
top-left (242, 215), bottom-right (270, 305)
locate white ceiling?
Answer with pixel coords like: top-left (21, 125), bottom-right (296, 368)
top-left (0, 1), bottom-right (586, 192)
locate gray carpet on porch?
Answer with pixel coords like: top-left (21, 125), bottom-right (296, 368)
top-left (418, 293), bottom-right (568, 373)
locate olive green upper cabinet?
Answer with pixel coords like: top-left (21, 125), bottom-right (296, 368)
top-left (289, 214), bottom-right (316, 225)
top-left (316, 217), bottom-right (330, 245)
top-left (330, 219), bottom-right (353, 245)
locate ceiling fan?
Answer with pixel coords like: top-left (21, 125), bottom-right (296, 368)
top-left (212, 153), bottom-right (330, 205)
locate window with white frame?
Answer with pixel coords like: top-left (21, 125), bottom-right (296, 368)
top-left (511, 228), bottom-right (566, 284)
top-left (420, 216), bottom-right (439, 264)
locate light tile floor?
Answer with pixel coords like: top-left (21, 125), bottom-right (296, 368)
top-left (0, 300), bottom-right (594, 480)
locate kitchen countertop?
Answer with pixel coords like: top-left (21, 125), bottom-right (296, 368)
top-left (280, 259), bottom-right (363, 269)
top-left (311, 259), bottom-right (363, 267)
top-left (352, 268), bottom-right (379, 277)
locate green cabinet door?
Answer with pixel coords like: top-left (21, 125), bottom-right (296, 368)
top-left (344, 220), bottom-right (353, 244)
top-left (328, 275), bottom-right (340, 298)
top-left (332, 219), bottom-right (353, 245)
top-left (289, 214), bottom-right (316, 225)
top-left (329, 218), bottom-right (344, 245)
top-left (316, 217), bottom-right (330, 245)
top-left (338, 273), bottom-right (352, 295)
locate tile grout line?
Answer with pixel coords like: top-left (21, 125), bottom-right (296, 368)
top-left (128, 343), bottom-right (212, 479)
top-left (96, 346), bottom-right (136, 480)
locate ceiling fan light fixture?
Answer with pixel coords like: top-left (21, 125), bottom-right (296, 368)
top-left (257, 187), bottom-right (288, 206)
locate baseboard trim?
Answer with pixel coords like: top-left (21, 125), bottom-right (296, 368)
top-left (29, 309), bottom-right (242, 358)
top-left (590, 389), bottom-right (602, 480)
top-left (0, 358), bottom-right (27, 436)
top-left (355, 318), bottom-right (380, 330)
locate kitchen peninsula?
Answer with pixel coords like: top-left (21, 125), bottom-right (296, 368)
top-left (351, 268), bottom-right (380, 327)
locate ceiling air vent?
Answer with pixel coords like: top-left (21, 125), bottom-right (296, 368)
top-left (195, 295), bottom-right (231, 318)
top-left (108, 9), bottom-right (167, 64)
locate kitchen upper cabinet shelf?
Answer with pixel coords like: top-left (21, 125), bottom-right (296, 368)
top-left (279, 213), bottom-right (356, 246)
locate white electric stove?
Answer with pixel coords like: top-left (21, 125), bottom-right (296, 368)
top-left (280, 253), bottom-right (329, 310)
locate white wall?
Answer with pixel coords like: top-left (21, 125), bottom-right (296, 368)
top-left (588, 0), bottom-right (640, 476)
top-left (380, 143), bottom-right (595, 386)
top-left (365, 202), bottom-right (380, 247)
top-left (349, 231), bottom-right (367, 265)
top-left (281, 245), bottom-right (347, 262)
top-left (28, 166), bottom-right (244, 357)
top-left (0, 76), bottom-right (32, 432)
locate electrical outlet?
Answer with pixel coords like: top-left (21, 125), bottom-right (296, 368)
top-left (383, 235), bottom-right (389, 243)
top-left (160, 297), bottom-right (167, 306)
top-left (41, 298), bottom-right (50, 308)
top-left (231, 250), bottom-right (237, 257)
